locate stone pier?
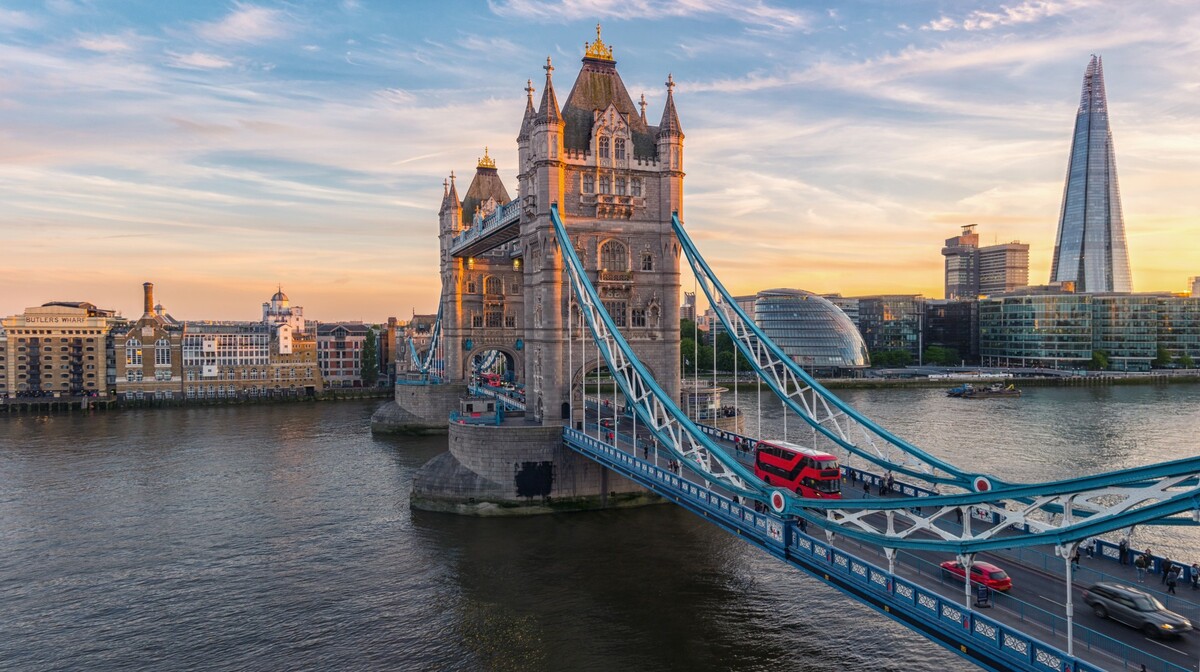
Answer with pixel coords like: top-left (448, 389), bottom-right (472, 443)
top-left (370, 384), bottom-right (466, 435)
top-left (410, 421), bottom-right (659, 516)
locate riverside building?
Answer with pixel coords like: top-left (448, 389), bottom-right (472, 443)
top-left (113, 282), bottom-right (184, 401)
top-left (1, 302), bottom-right (116, 398)
top-left (941, 224), bottom-right (1030, 299)
top-left (753, 289), bottom-right (869, 376)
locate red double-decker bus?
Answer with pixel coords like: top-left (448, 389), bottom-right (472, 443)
top-left (753, 440), bottom-right (842, 498)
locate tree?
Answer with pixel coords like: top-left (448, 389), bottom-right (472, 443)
top-left (1179, 354), bottom-right (1195, 369)
top-left (1090, 349), bottom-right (1110, 371)
top-left (361, 328), bottom-right (380, 386)
top-left (680, 318), bottom-right (699, 339)
top-left (681, 337), bottom-right (696, 374)
top-left (923, 345), bottom-right (959, 366)
top-left (871, 350), bottom-right (913, 367)
top-left (1153, 346), bottom-right (1173, 369)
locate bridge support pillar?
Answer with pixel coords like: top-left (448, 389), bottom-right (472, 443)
top-left (410, 423), bottom-right (659, 515)
top-left (371, 384), bottom-right (467, 435)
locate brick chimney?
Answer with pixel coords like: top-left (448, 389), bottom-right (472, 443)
top-left (143, 282), bottom-right (154, 316)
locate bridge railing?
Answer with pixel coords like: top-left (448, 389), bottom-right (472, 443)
top-left (564, 427), bottom-right (1192, 672)
top-left (449, 199), bottom-right (521, 250)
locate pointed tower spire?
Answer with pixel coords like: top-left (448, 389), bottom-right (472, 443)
top-left (657, 73), bottom-right (683, 138)
top-left (448, 170), bottom-right (460, 207)
top-left (638, 93), bottom-right (647, 124)
top-left (1049, 54), bottom-right (1131, 293)
top-left (537, 56), bottom-right (562, 125)
top-left (518, 79), bottom-right (536, 141)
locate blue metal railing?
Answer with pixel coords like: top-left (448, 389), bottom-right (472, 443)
top-left (449, 199), bottom-right (521, 251)
top-left (563, 427), bottom-right (1188, 672)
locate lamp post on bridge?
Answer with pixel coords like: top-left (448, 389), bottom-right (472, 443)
top-left (1056, 542), bottom-right (1080, 657)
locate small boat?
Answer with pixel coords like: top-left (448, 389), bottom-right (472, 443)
top-left (947, 382), bottom-right (1021, 399)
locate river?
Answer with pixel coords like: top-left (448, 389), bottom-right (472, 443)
top-left (2, 384), bottom-right (1198, 671)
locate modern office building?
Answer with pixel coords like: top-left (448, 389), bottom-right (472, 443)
top-left (1189, 277), bottom-right (1200, 297)
top-left (941, 224), bottom-right (1029, 299)
top-left (822, 294), bottom-right (860, 325)
top-left (855, 295), bottom-right (925, 359)
top-left (1049, 55), bottom-right (1133, 293)
top-left (1090, 294), bottom-right (1160, 371)
top-left (979, 293), bottom-right (1094, 368)
top-left (923, 299), bottom-right (978, 363)
top-left (1158, 296), bottom-right (1200, 363)
top-left (753, 289), bottom-right (869, 376)
top-left (680, 291), bottom-right (696, 322)
top-left (1, 301), bottom-right (116, 398)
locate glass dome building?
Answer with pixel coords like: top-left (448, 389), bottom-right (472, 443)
top-left (753, 289), bottom-right (870, 375)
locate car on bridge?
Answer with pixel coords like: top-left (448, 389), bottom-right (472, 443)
top-left (1082, 582), bottom-right (1192, 638)
top-left (939, 560), bottom-right (1012, 592)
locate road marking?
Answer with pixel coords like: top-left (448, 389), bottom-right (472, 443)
top-left (1038, 595), bottom-right (1064, 607)
top-left (1144, 638), bottom-right (1190, 656)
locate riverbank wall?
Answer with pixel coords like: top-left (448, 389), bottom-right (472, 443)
top-left (0, 388), bottom-right (392, 414)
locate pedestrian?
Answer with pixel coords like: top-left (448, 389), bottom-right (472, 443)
top-left (642, 443), bottom-right (648, 460)
top-left (956, 508), bottom-right (964, 524)
top-left (1167, 566), bottom-right (1180, 595)
top-left (1162, 556), bottom-right (1172, 585)
top-left (1070, 547), bottom-right (1080, 568)
top-left (1084, 536), bottom-right (1095, 558)
top-left (1134, 554), bottom-right (1148, 583)
top-left (1192, 563), bottom-right (1199, 590)
top-left (863, 478), bottom-right (871, 495)
top-left (886, 472), bottom-right (895, 496)
top-left (1118, 538), bottom-right (1128, 565)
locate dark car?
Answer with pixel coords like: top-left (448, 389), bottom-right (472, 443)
top-left (1082, 582), bottom-right (1192, 638)
top-left (939, 560), bottom-right (1012, 592)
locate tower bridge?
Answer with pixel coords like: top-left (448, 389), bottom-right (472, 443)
top-left (370, 30), bottom-right (1200, 672)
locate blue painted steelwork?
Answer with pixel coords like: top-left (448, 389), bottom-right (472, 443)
top-left (448, 199), bottom-right (522, 257)
top-left (404, 304), bottom-right (443, 384)
top-left (672, 213), bottom-right (989, 490)
top-left (561, 428), bottom-right (1151, 672)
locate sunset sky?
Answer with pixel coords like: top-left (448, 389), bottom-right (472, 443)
top-left (2, 0), bottom-right (1198, 322)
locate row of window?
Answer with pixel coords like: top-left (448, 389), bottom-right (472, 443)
top-left (582, 174), bottom-right (642, 196)
top-left (470, 315), bottom-right (519, 328)
top-left (596, 136), bottom-right (626, 160)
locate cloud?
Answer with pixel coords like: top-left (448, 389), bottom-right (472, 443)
top-left (77, 34), bottom-right (136, 54)
top-left (196, 4), bottom-right (289, 43)
top-left (488, 0), bottom-right (810, 32)
top-left (923, 0), bottom-right (1091, 32)
top-left (167, 51), bottom-right (234, 70)
top-left (0, 9), bottom-right (40, 30)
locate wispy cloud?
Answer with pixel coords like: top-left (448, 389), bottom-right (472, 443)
top-left (923, 0), bottom-right (1091, 32)
top-left (77, 33), bottom-right (137, 54)
top-left (166, 51), bottom-right (234, 70)
top-left (488, 0), bottom-right (811, 32)
top-left (196, 4), bottom-right (290, 43)
top-left (0, 9), bottom-right (40, 30)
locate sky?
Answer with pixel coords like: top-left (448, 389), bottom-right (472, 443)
top-left (1, 0), bottom-right (1198, 322)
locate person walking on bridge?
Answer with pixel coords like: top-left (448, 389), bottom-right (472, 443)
top-left (1134, 554), bottom-right (1148, 583)
top-left (1167, 565), bottom-right (1180, 595)
top-left (1118, 538), bottom-right (1128, 565)
top-left (1161, 556), bottom-right (1172, 586)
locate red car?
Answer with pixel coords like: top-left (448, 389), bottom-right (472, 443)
top-left (939, 560), bottom-right (1012, 592)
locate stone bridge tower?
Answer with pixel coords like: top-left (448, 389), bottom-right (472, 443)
top-left (520, 27), bottom-right (683, 424)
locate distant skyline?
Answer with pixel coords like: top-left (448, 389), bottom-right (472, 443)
top-left (2, 0), bottom-right (1199, 321)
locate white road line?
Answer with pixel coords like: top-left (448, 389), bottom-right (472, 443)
top-left (1038, 595), bottom-right (1064, 607)
top-left (1144, 637), bottom-right (1190, 656)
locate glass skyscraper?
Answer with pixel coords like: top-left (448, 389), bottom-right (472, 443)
top-left (1049, 55), bottom-right (1133, 293)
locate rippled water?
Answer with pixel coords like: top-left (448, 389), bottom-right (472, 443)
top-left (1, 385), bottom-right (1197, 671)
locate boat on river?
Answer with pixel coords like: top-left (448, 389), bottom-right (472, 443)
top-left (946, 382), bottom-right (1022, 399)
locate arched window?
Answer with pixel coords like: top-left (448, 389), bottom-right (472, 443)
top-left (631, 178), bottom-right (642, 197)
top-left (126, 338), bottom-right (142, 366)
top-left (600, 240), bottom-right (628, 272)
top-left (599, 175), bottom-right (610, 194)
top-left (615, 177), bottom-right (626, 195)
top-left (642, 252), bottom-right (654, 271)
top-left (598, 136), bottom-right (610, 159)
top-left (614, 138), bottom-right (626, 160)
top-left (583, 174), bottom-right (594, 193)
top-left (155, 338), bottom-right (171, 366)
top-left (484, 276), bottom-right (503, 296)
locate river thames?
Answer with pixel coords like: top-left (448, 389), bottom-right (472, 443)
top-left (2, 384), bottom-right (1199, 671)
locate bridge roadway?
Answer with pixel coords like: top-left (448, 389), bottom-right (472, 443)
top-left (580, 404), bottom-right (1200, 672)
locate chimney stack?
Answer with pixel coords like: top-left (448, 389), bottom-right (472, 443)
top-left (143, 282), bottom-right (154, 316)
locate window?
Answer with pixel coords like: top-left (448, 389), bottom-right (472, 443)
top-left (614, 138), bottom-right (626, 160)
top-left (603, 300), bottom-right (628, 327)
top-left (631, 178), bottom-right (642, 197)
top-left (485, 276), bottom-right (503, 296)
top-left (583, 174), bottom-right (594, 193)
top-left (599, 175), bottom-right (610, 194)
top-left (632, 309), bottom-right (647, 327)
top-left (505, 315), bottom-right (517, 328)
top-left (598, 136), bottom-right (610, 159)
top-left (486, 311), bottom-right (503, 328)
top-left (126, 338), bottom-right (142, 366)
top-left (615, 177), bottom-right (626, 195)
top-left (467, 280), bottom-right (477, 294)
top-left (642, 252), bottom-right (654, 271)
top-left (155, 338), bottom-right (171, 366)
top-left (472, 315), bottom-right (484, 328)
top-left (600, 240), bottom-right (628, 271)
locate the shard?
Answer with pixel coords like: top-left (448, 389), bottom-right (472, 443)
top-left (1049, 55), bottom-right (1133, 293)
